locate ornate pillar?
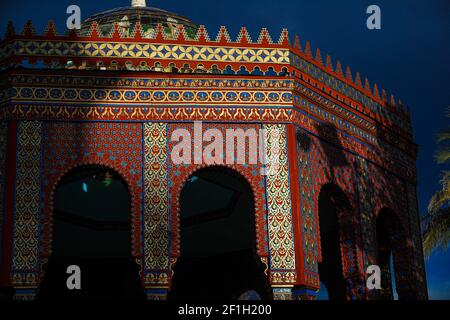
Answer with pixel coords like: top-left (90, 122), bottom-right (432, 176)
top-left (0, 121), bottom-right (16, 295)
top-left (0, 121), bottom-right (7, 247)
top-left (143, 122), bottom-right (171, 300)
top-left (295, 127), bottom-right (321, 293)
top-left (263, 124), bottom-right (297, 300)
top-left (286, 125), bottom-right (306, 288)
top-left (354, 157), bottom-right (375, 299)
top-left (10, 121), bottom-right (42, 300)
top-left (406, 182), bottom-right (428, 299)
top-left (272, 287), bottom-right (293, 300)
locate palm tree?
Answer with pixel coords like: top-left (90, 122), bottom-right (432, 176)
top-left (422, 108), bottom-right (450, 257)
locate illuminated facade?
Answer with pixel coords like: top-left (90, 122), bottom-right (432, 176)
top-left (0, 1), bottom-right (428, 300)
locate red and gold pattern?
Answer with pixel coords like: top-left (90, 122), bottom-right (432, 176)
top-left (11, 121), bottom-right (41, 290)
top-left (0, 14), bottom-right (427, 300)
top-left (167, 123), bottom-right (270, 261)
top-left (264, 124), bottom-right (296, 284)
top-left (143, 123), bottom-right (170, 278)
top-left (40, 122), bottom-right (143, 258)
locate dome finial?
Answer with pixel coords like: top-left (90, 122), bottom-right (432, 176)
top-left (131, 0), bottom-right (147, 7)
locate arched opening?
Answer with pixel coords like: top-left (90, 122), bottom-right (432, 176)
top-left (38, 165), bottom-right (144, 300)
top-left (376, 208), bottom-right (414, 300)
top-left (169, 167), bottom-right (271, 300)
top-left (317, 184), bottom-right (349, 300)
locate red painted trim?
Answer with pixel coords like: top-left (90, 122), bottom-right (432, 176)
top-left (0, 25), bottom-right (289, 49)
top-left (287, 124), bottom-right (305, 286)
top-left (2, 67), bottom-right (294, 81)
top-left (0, 121), bottom-right (17, 286)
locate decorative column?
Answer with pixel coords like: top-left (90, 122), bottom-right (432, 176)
top-left (0, 121), bottom-right (7, 244)
top-left (143, 122), bottom-right (171, 300)
top-left (0, 121), bottom-right (16, 294)
top-left (406, 182), bottom-right (428, 300)
top-left (272, 287), bottom-right (293, 300)
top-left (294, 127), bottom-right (321, 295)
top-left (263, 124), bottom-right (297, 300)
top-left (286, 124), bottom-right (322, 301)
top-left (10, 121), bottom-right (42, 300)
top-left (355, 157), bottom-right (376, 299)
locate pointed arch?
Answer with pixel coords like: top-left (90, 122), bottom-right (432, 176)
top-left (169, 164), bottom-right (269, 262)
top-left (38, 164), bottom-right (144, 299)
top-left (41, 162), bottom-right (142, 259)
top-left (169, 165), bottom-right (271, 300)
top-left (317, 183), bottom-right (353, 300)
top-left (376, 208), bottom-right (416, 300)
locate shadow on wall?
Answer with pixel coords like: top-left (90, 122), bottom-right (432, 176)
top-left (316, 122), bottom-right (349, 182)
top-left (373, 99), bottom-right (423, 300)
top-left (318, 183), bottom-right (352, 300)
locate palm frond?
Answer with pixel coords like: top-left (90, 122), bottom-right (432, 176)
top-left (428, 178), bottom-right (450, 213)
top-left (442, 171), bottom-right (450, 184)
top-left (422, 207), bottom-right (450, 257)
top-left (435, 147), bottom-right (450, 164)
top-left (437, 129), bottom-right (450, 143)
top-left (423, 108), bottom-right (450, 257)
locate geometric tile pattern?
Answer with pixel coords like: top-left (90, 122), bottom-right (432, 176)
top-left (11, 87), bottom-right (293, 105)
top-left (8, 75), bottom-right (293, 91)
top-left (355, 157), bottom-right (377, 270)
top-left (0, 23), bottom-right (412, 143)
top-left (143, 123), bottom-right (169, 272)
top-left (291, 53), bottom-right (381, 116)
top-left (264, 124), bottom-right (296, 284)
top-left (290, 52), bottom-right (411, 133)
top-left (295, 84), bottom-right (377, 143)
top-left (296, 126), bottom-right (365, 296)
top-left (4, 71), bottom-right (415, 183)
top-left (293, 86), bottom-right (416, 180)
top-left (2, 41), bottom-right (290, 65)
top-left (0, 121), bottom-right (6, 249)
top-left (167, 123), bottom-right (270, 262)
top-left (296, 131), bottom-right (320, 287)
top-left (0, 19), bottom-right (427, 300)
top-left (41, 122), bottom-right (143, 258)
top-left (0, 25), bottom-right (411, 140)
top-left (361, 161), bottom-right (421, 299)
top-left (11, 121), bottom-right (41, 286)
top-left (6, 103), bottom-right (295, 125)
top-left (406, 183), bottom-right (428, 300)
top-left (2, 69), bottom-right (416, 185)
top-left (296, 127), bottom-right (425, 299)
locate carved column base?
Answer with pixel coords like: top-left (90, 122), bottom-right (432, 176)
top-left (272, 286), bottom-right (293, 300)
top-left (14, 287), bottom-right (37, 300)
top-left (143, 270), bottom-right (171, 300)
top-left (145, 287), bottom-right (169, 300)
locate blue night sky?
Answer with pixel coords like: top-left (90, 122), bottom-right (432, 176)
top-left (1, 0), bottom-right (449, 299)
